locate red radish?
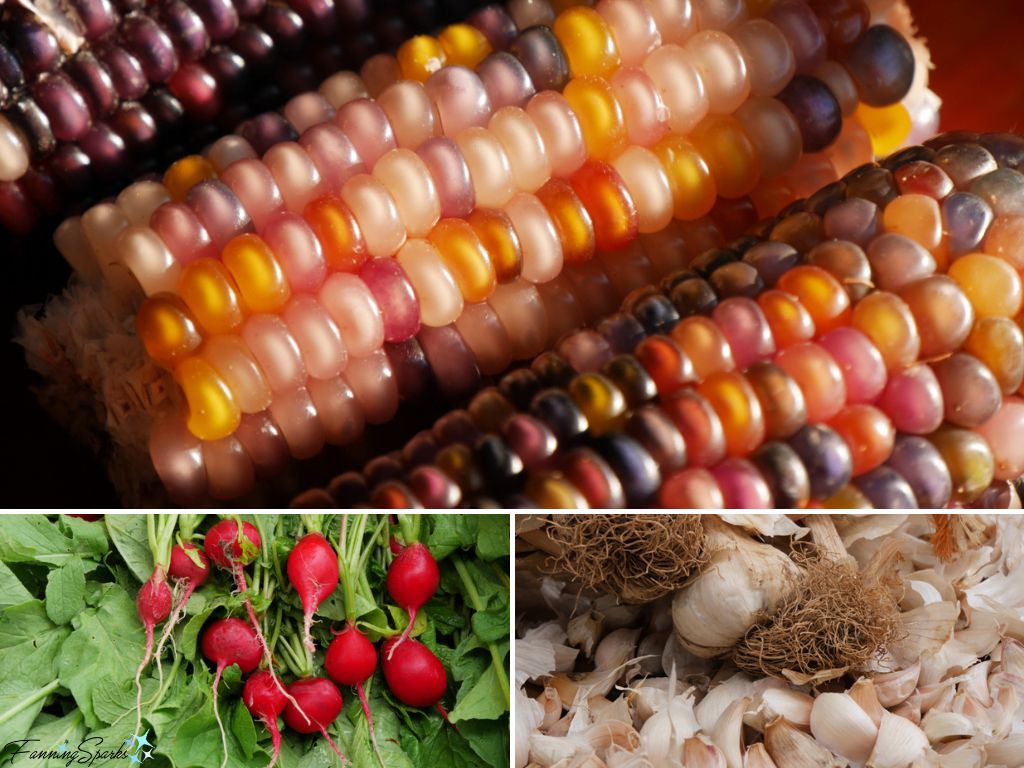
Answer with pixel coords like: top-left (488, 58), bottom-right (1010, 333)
top-left (381, 637), bottom-right (447, 708)
top-left (385, 542), bottom-right (439, 658)
top-left (133, 570), bottom-right (172, 737)
top-left (205, 520), bottom-right (262, 568)
top-left (68, 513), bottom-right (103, 521)
top-left (203, 522), bottom-right (290, 703)
top-left (243, 670), bottom-right (288, 768)
top-left (282, 678), bottom-right (349, 764)
top-left (170, 541), bottom-right (212, 585)
top-left (151, 543), bottom-right (212, 684)
top-left (203, 618), bottom-right (263, 768)
top-left (325, 626), bottom-right (384, 766)
top-left (286, 533), bottom-right (339, 654)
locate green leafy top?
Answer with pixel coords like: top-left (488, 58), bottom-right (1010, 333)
top-left (0, 514), bottom-right (510, 768)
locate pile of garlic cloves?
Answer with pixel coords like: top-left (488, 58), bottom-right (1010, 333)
top-left (514, 514), bottom-right (1024, 768)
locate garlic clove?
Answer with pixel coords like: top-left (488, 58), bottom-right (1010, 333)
top-left (764, 715), bottom-right (845, 768)
top-left (960, 661), bottom-right (993, 707)
top-left (671, 521), bottom-right (802, 657)
top-left (953, 612), bottom-right (1004, 659)
top-left (575, 757), bottom-right (609, 768)
top-left (743, 744), bottom-right (780, 768)
top-left (695, 673), bottom-right (755, 733)
top-left (746, 688), bottom-right (815, 733)
top-left (920, 639), bottom-right (981, 688)
top-left (529, 733), bottom-right (585, 766)
top-left (809, 692), bottom-right (879, 768)
top-left (996, 638), bottom-right (1024, 676)
top-left (518, 688), bottom-right (545, 768)
top-left (636, 631), bottom-right (668, 677)
top-left (595, 628), bottom-right (642, 671)
top-left (984, 732), bottom-right (1024, 766)
top-left (540, 686), bottom-right (563, 729)
top-left (872, 661), bottom-right (921, 707)
top-left (849, 678), bottom-right (886, 727)
top-left (631, 677), bottom-right (687, 722)
top-left (889, 603), bottom-right (958, 668)
top-left (718, 514), bottom-right (809, 539)
top-left (866, 711), bottom-right (930, 768)
top-left (589, 693), bottom-right (632, 726)
top-left (892, 700), bottom-right (923, 725)
top-left (932, 740), bottom-right (985, 768)
top-left (917, 682), bottom-right (954, 715)
top-left (607, 752), bottom-right (657, 768)
top-left (683, 736), bottom-right (729, 768)
top-left (639, 692), bottom-right (699, 764)
top-left (583, 721), bottom-right (642, 758)
top-left (921, 711), bottom-right (977, 744)
top-left (567, 611), bottom-right (605, 657)
top-left (708, 695), bottom-right (751, 768)
top-left (988, 682), bottom-right (1019, 738)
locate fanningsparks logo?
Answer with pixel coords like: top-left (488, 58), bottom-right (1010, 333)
top-left (1, 729), bottom-right (156, 766)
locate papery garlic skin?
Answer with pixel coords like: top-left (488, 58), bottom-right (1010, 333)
top-left (671, 521), bottom-right (802, 657)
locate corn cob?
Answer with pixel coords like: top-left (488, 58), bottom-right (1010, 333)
top-left (19, 0), bottom-right (935, 505)
top-left (0, 0), bottom-right (494, 233)
top-left (296, 131), bottom-right (1024, 508)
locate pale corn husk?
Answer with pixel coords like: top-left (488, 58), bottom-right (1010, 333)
top-left (671, 521), bottom-right (801, 657)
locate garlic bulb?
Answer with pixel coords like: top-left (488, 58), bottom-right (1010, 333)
top-left (672, 520), bottom-right (802, 657)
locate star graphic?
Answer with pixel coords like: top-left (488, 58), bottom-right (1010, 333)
top-left (59, 745), bottom-right (67, 752)
top-left (129, 754), bottom-right (142, 766)
top-left (124, 736), bottom-right (136, 749)
top-left (135, 730), bottom-right (154, 750)
top-left (143, 749), bottom-right (154, 761)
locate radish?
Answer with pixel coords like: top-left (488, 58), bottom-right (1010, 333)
top-left (282, 677), bottom-right (349, 764)
top-left (286, 532), bottom-right (339, 654)
top-left (152, 543), bottom-right (211, 675)
top-left (132, 513), bottom-right (179, 739)
top-left (202, 618), bottom-right (262, 768)
top-left (204, 522), bottom-right (281, 681)
top-left (243, 670), bottom-right (288, 768)
top-left (325, 625), bottom-right (384, 767)
top-left (385, 542), bottom-right (439, 658)
top-left (381, 637), bottom-right (447, 709)
top-left (134, 570), bottom-right (173, 709)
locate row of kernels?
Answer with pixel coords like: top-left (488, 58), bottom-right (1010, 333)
top-left (351, 203), bottom-right (1024, 509)
top-left (151, 212), bottom-right (735, 501)
top-left (0, 0), bottom-right (458, 233)
top-left (66, 1), bottom-right (902, 298)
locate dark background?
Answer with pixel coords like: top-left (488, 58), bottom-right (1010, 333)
top-left (2, 0), bottom-right (1023, 508)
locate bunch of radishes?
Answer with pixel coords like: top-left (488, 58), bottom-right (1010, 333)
top-left (131, 514), bottom-right (450, 768)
